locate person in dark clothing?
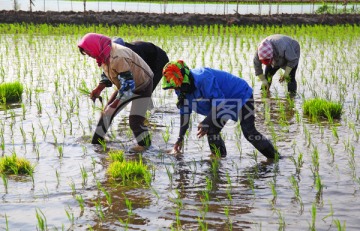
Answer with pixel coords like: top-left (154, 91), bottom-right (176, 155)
top-left (254, 34), bottom-right (300, 95)
top-left (162, 60), bottom-right (279, 159)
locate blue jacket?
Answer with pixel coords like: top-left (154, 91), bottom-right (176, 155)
top-left (178, 67), bottom-right (253, 121)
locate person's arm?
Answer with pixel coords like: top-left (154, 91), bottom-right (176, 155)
top-left (104, 71), bottom-right (134, 112)
top-left (99, 72), bottom-right (113, 87)
top-left (253, 52), bottom-right (269, 89)
top-left (115, 71), bottom-right (134, 100)
top-left (279, 66), bottom-right (292, 83)
top-left (173, 113), bottom-right (190, 153)
top-left (90, 82), bottom-right (106, 101)
top-left (254, 52), bottom-right (264, 76)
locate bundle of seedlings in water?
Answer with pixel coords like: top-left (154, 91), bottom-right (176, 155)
top-left (107, 150), bottom-right (151, 186)
top-left (0, 81), bottom-right (24, 103)
top-left (302, 98), bottom-right (342, 122)
top-left (0, 153), bottom-right (34, 175)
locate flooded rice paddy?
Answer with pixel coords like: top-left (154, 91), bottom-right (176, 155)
top-left (0, 25), bottom-right (360, 230)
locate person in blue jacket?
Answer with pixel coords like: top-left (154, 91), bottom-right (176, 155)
top-left (162, 60), bottom-right (278, 159)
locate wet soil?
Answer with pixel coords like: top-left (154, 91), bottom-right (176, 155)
top-left (0, 10), bottom-right (359, 26)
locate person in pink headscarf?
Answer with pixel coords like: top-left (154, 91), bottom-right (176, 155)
top-left (254, 34), bottom-right (300, 95)
top-left (78, 33), bottom-right (154, 153)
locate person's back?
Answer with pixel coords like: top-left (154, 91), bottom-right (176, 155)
top-left (191, 67), bottom-right (252, 101)
top-left (125, 41), bottom-right (169, 91)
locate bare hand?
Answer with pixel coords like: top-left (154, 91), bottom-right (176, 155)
top-left (90, 84), bottom-right (106, 101)
top-left (197, 123), bottom-right (208, 138)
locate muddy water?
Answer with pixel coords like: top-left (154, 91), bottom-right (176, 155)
top-left (0, 31), bottom-right (360, 230)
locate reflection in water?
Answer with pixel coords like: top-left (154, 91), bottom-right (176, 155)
top-left (148, 153), bottom-right (281, 230)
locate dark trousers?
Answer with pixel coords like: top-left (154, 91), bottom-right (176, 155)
top-left (265, 65), bottom-right (298, 93)
top-left (129, 82), bottom-right (153, 147)
top-left (152, 49), bottom-right (169, 91)
top-left (207, 95), bottom-right (276, 159)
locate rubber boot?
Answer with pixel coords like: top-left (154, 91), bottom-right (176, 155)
top-left (207, 134), bottom-right (227, 157)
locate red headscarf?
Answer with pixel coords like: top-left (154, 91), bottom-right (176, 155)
top-left (77, 33), bottom-right (112, 67)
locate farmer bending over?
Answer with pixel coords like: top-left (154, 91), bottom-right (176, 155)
top-left (91, 37), bottom-right (169, 102)
top-left (162, 60), bottom-right (279, 159)
top-left (78, 33), bottom-right (153, 153)
top-left (254, 34), bottom-right (300, 95)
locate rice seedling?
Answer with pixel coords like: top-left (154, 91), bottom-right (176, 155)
top-left (0, 81), bottom-right (23, 103)
top-left (268, 178), bottom-right (277, 206)
top-left (4, 213), bottom-right (9, 231)
top-left (197, 215), bottom-right (208, 231)
top-left (118, 218), bottom-right (130, 230)
top-left (1, 173), bottom-right (8, 193)
top-left (309, 203), bottom-right (317, 231)
top-left (0, 153), bottom-right (34, 175)
top-left (0, 140), bottom-right (4, 152)
top-left (333, 219), bottom-right (346, 230)
top-left (55, 169), bottom-right (60, 187)
top-left (123, 193), bottom-right (134, 216)
top-left (57, 145), bottom-right (64, 158)
top-left (94, 180), bottom-right (112, 208)
top-left (275, 209), bottom-right (286, 230)
top-left (162, 125), bottom-right (170, 147)
top-left (225, 171), bottom-right (233, 202)
top-left (289, 175), bottom-right (301, 202)
top-left (34, 144), bottom-right (40, 160)
top-left (38, 121), bottom-right (48, 140)
top-left (291, 151), bottom-right (304, 175)
top-left (51, 130), bottom-right (58, 146)
top-left (150, 186), bottom-right (160, 202)
top-left (80, 165), bottom-right (88, 187)
top-left (170, 188), bottom-right (184, 229)
top-left (247, 173), bottom-right (255, 194)
top-left (310, 146), bottom-right (320, 176)
top-left (65, 206), bottom-right (75, 227)
top-left (303, 98), bottom-right (342, 122)
top-left (69, 179), bottom-right (76, 195)
top-left (97, 139), bottom-right (107, 152)
top-left (94, 199), bottom-right (105, 221)
top-left (331, 125), bottom-right (339, 142)
top-left (224, 206), bottom-right (233, 230)
top-left (35, 208), bottom-right (47, 231)
top-left (76, 194), bottom-right (85, 212)
top-left (165, 164), bottom-right (174, 187)
top-left (35, 99), bottom-right (42, 114)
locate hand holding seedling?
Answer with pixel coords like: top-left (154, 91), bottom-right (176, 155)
top-left (90, 83), bottom-right (106, 102)
top-left (280, 66), bottom-right (292, 83)
top-left (258, 74), bottom-right (269, 90)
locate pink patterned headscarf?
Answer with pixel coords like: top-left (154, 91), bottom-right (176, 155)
top-left (257, 39), bottom-right (273, 60)
top-left (77, 33), bottom-right (112, 67)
